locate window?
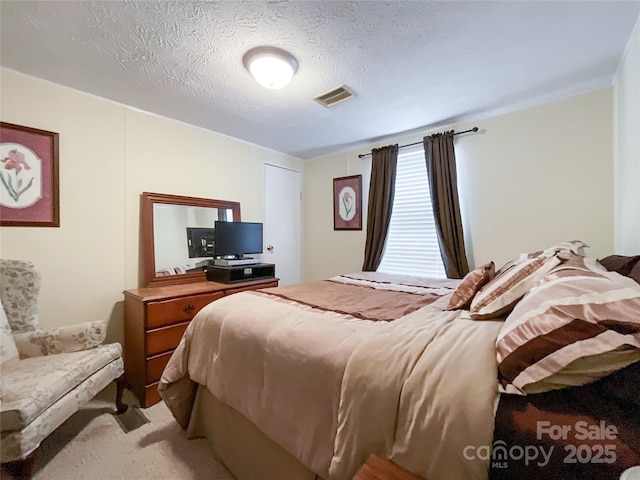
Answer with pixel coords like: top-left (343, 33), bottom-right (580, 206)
top-left (377, 145), bottom-right (446, 278)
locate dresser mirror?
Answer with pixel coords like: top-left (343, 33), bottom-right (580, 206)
top-left (141, 192), bottom-right (241, 287)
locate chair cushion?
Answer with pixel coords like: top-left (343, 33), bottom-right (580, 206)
top-left (0, 343), bottom-right (122, 432)
top-left (0, 299), bottom-right (19, 365)
top-left (1, 355), bottom-right (124, 462)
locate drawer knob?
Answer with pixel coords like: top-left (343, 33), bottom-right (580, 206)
top-left (183, 304), bottom-right (195, 314)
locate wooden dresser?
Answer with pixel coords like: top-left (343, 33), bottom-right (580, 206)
top-left (123, 277), bottom-right (278, 407)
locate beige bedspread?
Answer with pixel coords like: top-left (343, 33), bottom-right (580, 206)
top-left (159, 272), bottom-right (503, 480)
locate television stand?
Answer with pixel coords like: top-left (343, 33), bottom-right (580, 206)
top-left (206, 263), bottom-right (275, 284)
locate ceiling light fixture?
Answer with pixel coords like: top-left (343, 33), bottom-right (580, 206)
top-left (242, 46), bottom-right (298, 90)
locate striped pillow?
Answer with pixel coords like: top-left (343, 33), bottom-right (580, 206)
top-left (447, 261), bottom-right (495, 310)
top-left (469, 254), bottom-right (561, 319)
top-left (542, 239), bottom-right (589, 257)
top-left (496, 257), bottom-right (640, 395)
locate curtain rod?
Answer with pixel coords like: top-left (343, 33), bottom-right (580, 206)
top-left (357, 127), bottom-right (479, 159)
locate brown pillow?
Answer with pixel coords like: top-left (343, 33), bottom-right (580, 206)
top-left (631, 262), bottom-right (640, 285)
top-left (599, 255), bottom-right (640, 284)
top-left (592, 360), bottom-right (640, 410)
top-left (447, 261), bottom-right (495, 310)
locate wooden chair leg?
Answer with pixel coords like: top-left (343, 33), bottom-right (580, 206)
top-left (115, 373), bottom-right (130, 414)
top-left (2, 450), bottom-right (37, 480)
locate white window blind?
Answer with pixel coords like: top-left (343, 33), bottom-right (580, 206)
top-left (377, 145), bottom-right (446, 278)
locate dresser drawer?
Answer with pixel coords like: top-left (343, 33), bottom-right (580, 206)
top-left (146, 351), bottom-right (174, 384)
top-left (146, 292), bottom-right (223, 329)
top-left (145, 383), bottom-right (162, 407)
top-left (146, 321), bottom-right (189, 357)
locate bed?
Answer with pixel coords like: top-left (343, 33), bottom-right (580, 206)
top-left (158, 245), bottom-right (640, 480)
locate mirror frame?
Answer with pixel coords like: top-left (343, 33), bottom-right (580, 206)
top-left (141, 192), bottom-right (241, 287)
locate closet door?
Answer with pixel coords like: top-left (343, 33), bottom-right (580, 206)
top-left (264, 163), bottom-right (301, 286)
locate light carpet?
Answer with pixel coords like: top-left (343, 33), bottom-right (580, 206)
top-left (6, 384), bottom-right (235, 480)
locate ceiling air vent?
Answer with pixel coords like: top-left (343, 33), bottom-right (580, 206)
top-left (313, 85), bottom-right (356, 108)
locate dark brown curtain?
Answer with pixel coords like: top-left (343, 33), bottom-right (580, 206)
top-left (423, 132), bottom-right (469, 279)
top-left (362, 145), bottom-right (398, 271)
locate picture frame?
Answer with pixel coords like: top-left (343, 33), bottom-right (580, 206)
top-left (0, 122), bottom-right (59, 227)
top-left (333, 174), bottom-right (362, 230)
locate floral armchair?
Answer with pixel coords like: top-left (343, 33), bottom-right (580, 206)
top-left (0, 259), bottom-right (127, 477)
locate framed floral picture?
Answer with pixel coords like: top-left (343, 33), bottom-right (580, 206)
top-left (0, 122), bottom-right (59, 227)
top-left (333, 175), bottom-right (362, 230)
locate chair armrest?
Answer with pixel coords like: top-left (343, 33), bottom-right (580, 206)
top-left (13, 321), bottom-right (107, 357)
top-left (13, 330), bottom-right (50, 358)
top-left (46, 320), bottom-right (107, 353)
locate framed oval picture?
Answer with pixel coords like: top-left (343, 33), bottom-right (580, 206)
top-left (333, 175), bottom-right (362, 230)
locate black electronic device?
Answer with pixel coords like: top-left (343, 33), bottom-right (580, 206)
top-left (206, 263), bottom-right (275, 284)
top-left (214, 221), bottom-right (263, 258)
top-left (186, 227), bottom-right (216, 258)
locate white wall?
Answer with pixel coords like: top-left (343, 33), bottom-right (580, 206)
top-left (613, 15), bottom-right (640, 254)
top-left (303, 89), bottom-right (614, 281)
top-left (0, 68), bottom-right (303, 343)
top-left (302, 151), bottom-right (370, 281)
top-left (1, 69), bottom-right (126, 341)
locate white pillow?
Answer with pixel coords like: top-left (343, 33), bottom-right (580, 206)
top-left (1, 299), bottom-right (19, 364)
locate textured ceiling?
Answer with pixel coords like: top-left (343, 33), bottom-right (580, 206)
top-left (1, 1), bottom-right (639, 160)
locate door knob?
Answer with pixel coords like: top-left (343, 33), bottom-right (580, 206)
top-left (267, 245), bottom-right (274, 252)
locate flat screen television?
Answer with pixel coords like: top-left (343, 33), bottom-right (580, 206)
top-left (214, 221), bottom-right (263, 258)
